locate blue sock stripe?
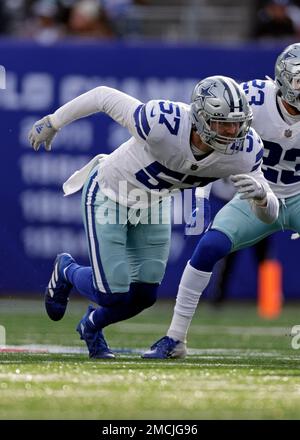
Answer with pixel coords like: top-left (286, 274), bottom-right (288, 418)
top-left (84, 171), bottom-right (111, 294)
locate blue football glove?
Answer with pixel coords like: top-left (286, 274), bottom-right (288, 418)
top-left (185, 197), bottom-right (211, 237)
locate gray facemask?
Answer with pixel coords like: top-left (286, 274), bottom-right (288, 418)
top-left (190, 75), bottom-right (253, 154)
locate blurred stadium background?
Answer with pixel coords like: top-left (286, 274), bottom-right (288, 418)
top-left (1, 0), bottom-right (300, 421)
top-left (1, 0), bottom-right (300, 302)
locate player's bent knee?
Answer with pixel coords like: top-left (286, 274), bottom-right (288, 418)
top-left (137, 260), bottom-right (166, 284)
top-left (110, 261), bottom-right (130, 292)
top-left (96, 290), bottom-right (130, 307)
top-left (190, 229), bottom-right (232, 272)
top-left (131, 282), bottom-right (159, 309)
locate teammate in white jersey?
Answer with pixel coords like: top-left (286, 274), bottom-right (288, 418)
top-left (28, 75), bottom-right (278, 359)
top-left (143, 43), bottom-right (300, 360)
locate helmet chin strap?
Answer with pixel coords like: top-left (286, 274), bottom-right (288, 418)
top-left (190, 141), bottom-right (208, 156)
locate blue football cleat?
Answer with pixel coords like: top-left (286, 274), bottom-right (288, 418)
top-left (45, 253), bottom-right (75, 321)
top-left (142, 336), bottom-right (187, 359)
top-left (76, 305), bottom-right (115, 359)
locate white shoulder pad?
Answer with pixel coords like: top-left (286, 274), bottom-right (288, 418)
top-left (133, 99), bottom-right (182, 142)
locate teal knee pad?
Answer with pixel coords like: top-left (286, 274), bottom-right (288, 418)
top-left (137, 260), bottom-right (166, 284)
top-left (109, 261), bottom-right (130, 292)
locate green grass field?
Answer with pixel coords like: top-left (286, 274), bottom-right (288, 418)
top-left (0, 296), bottom-right (300, 420)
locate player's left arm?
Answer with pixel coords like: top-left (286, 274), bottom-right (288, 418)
top-left (28, 86), bottom-right (143, 151)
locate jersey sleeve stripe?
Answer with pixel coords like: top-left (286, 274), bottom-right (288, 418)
top-left (133, 104), bottom-right (147, 140)
top-left (251, 148), bottom-right (264, 171)
top-left (251, 161), bottom-right (261, 172)
top-left (141, 104), bottom-right (151, 136)
top-left (255, 148), bottom-right (264, 163)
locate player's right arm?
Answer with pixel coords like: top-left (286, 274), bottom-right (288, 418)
top-left (28, 86), bottom-right (152, 151)
top-left (230, 128), bottom-right (279, 224)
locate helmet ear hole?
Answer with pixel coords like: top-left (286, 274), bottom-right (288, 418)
top-left (190, 75), bottom-right (252, 154)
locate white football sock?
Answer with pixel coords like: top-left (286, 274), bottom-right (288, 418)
top-left (167, 262), bottom-right (212, 343)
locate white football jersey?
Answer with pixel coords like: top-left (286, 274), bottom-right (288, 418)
top-left (242, 79), bottom-right (300, 199)
top-left (52, 87), bottom-right (276, 221)
top-left (81, 88), bottom-right (267, 207)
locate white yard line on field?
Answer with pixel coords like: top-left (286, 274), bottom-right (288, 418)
top-left (113, 322), bottom-right (291, 336)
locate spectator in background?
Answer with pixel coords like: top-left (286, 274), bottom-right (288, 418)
top-left (0, 0), bottom-right (117, 41)
top-left (23, 0), bottom-right (65, 43)
top-left (0, 0), bottom-right (29, 36)
top-left (0, 2), bottom-right (9, 34)
top-left (67, 0), bottom-right (116, 39)
top-left (1, 0), bottom-right (67, 42)
top-left (254, 0), bottom-right (297, 40)
top-left (287, 0), bottom-right (300, 36)
top-left (101, 0), bottom-right (148, 37)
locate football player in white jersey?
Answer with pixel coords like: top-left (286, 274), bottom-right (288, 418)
top-left (28, 75), bottom-right (278, 359)
top-left (143, 43), bottom-right (300, 360)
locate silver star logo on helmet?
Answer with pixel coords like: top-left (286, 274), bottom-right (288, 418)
top-left (197, 84), bottom-right (217, 106)
top-left (282, 51), bottom-right (297, 61)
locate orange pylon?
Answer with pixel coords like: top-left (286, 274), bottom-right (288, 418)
top-left (258, 260), bottom-right (282, 319)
